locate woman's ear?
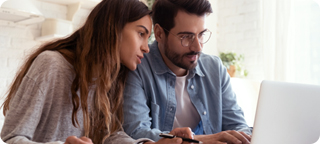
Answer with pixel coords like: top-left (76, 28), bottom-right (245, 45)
top-left (154, 24), bottom-right (164, 42)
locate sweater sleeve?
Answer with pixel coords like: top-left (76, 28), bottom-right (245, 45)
top-left (1, 75), bottom-right (65, 144)
top-left (1, 51), bottom-right (74, 144)
top-left (5, 136), bottom-right (63, 144)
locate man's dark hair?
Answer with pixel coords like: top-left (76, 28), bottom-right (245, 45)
top-left (152, 0), bottom-right (213, 35)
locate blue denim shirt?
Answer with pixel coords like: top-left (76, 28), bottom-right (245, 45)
top-left (123, 41), bottom-right (251, 141)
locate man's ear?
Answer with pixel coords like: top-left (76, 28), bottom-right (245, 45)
top-left (154, 24), bottom-right (164, 42)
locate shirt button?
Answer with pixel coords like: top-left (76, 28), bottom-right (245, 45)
top-left (203, 111), bottom-right (207, 115)
top-left (191, 85), bottom-right (194, 89)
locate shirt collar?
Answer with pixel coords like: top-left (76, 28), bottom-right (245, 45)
top-left (148, 41), bottom-right (205, 77)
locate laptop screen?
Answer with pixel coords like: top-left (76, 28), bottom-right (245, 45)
top-left (251, 80), bottom-right (320, 144)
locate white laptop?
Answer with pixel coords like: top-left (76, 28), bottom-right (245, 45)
top-left (251, 80), bottom-right (320, 144)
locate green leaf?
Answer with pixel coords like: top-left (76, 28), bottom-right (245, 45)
top-left (218, 51), bottom-right (248, 78)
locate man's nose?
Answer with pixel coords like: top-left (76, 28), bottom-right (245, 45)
top-left (190, 37), bottom-right (202, 52)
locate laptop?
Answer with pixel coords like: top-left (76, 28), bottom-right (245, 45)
top-left (250, 80), bottom-right (320, 144)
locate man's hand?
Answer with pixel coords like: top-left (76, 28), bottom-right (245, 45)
top-left (65, 136), bottom-right (93, 144)
top-left (169, 127), bottom-right (194, 139)
top-left (194, 130), bottom-right (251, 144)
top-left (145, 127), bottom-right (194, 144)
top-left (144, 137), bottom-right (183, 144)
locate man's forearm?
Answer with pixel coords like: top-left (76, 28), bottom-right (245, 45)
top-left (126, 127), bottom-right (170, 141)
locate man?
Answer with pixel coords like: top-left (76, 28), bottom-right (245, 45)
top-left (123, 0), bottom-right (252, 143)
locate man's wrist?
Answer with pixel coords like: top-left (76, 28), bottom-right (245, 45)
top-left (193, 134), bottom-right (204, 140)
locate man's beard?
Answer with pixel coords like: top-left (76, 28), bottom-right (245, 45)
top-left (164, 39), bottom-right (200, 70)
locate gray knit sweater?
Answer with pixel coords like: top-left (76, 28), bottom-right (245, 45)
top-left (1, 51), bottom-right (150, 144)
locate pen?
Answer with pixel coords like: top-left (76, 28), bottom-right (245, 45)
top-left (159, 133), bottom-right (203, 143)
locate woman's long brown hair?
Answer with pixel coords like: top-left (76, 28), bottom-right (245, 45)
top-left (1, 0), bottom-right (151, 143)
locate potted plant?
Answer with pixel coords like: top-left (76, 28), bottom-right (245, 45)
top-left (146, 0), bottom-right (155, 8)
top-left (219, 52), bottom-right (248, 77)
top-left (146, 0), bottom-right (155, 43)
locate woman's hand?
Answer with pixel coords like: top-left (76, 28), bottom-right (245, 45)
top-left (65, 136), bottom-right (93, 144)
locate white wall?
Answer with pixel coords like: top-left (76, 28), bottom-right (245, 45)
top-left (0, 0), bottom-right (90, 138)
top-left (203, 0), bottom-right (218, 56)
top-left (217, 0), bottom-right (263, 80)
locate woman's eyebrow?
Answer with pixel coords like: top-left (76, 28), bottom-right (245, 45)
top-left (137, 25), bottom-right (149, 34)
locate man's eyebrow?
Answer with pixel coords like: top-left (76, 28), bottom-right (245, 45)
top-left (177, 29), bottom-right (208, 35)
top-left (199, 29), bottom-right (208, 34)
top-left (177, 32), bottom-right (195, 35)
top-left (137, 25), bottom-right (149, 34)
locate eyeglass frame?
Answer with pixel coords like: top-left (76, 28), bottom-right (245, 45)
top-left (161, 26), bottom-right (212, 47)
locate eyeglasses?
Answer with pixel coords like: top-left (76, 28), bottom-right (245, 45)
top-left (162, 27), bottom-right (212, 47)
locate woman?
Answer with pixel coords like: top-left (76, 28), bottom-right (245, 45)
top-left (0, 0), bottom-right (192, 143)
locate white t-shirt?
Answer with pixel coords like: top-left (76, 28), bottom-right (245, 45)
top-left (173, 72), bottom-right (201, 130)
